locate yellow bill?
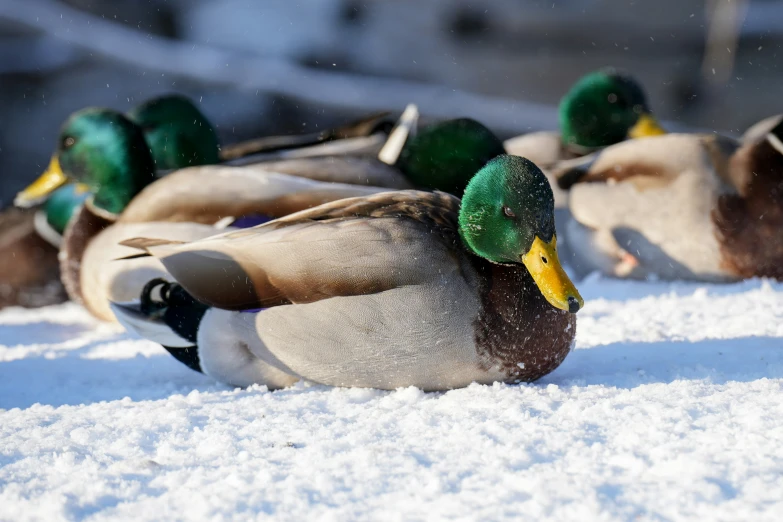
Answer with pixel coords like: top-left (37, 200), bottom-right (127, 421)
top-left (627, 113), bottom-right (666, 139)
top-left (14, 156), bottom-right (69, 208)
top-left (522, 236), bottom-right (584, 314)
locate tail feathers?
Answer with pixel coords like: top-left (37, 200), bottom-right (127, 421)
top-left (114, 237), bottom-right (186, 261)
top-left (161, 346), bottom-right (202, 374)
top-left (111, 300), bottom-right (193, 348)
top-left (119, 237), bottom-right (185, 251)
top-left (378, 104), bottom-right (419, 165)
top-left (111, 279), bottom-right (210, 374)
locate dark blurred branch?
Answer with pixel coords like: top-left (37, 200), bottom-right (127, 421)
top-left (0, 35), bottom-right (81, 74)
top-left (0, 0), bottom-right (558, 134)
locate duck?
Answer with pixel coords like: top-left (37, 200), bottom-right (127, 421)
top-left (552, 119), bottom-right (783, 281)
top-left (35, 95), bottom-right (397, 240)
top-left (111, 155), bottom-right (583, 391)
top-left (13, 104), bottom-right (507, 321)
top-left (503, 68), bottom-right (666, 207)
top-left (12, 107), bottom-right (404, 321)
top-left (0, 95), bottom-right (223, 309)
top-left (1, 93), bottom-right (401, 311)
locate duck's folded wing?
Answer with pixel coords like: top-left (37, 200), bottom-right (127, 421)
top-left (219, 111), bottom-right (392, 161)
top-left (553, 133), bottom-right (735, 191)
top-left (118, 166), bottom-right (390, 225)
top-left (244, 157), bottom-right (414, 189)
top-left (122, 191), bottom-right (462, 311)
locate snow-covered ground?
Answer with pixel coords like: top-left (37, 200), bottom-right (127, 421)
top-left (1, 276), bottom-right (783, 521)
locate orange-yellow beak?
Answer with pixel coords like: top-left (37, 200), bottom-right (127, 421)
top-left (628, 113), bottom-right (666, 139)
top-left (15, 156), bottom-right (69, 207)
top-left (522, 236), bottom-right (583, 313)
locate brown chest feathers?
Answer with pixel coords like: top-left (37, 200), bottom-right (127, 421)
top-left (473, 262), bottom-right (576, 382)
top-left (61, 205), bottom-right (114, 305)
top-left (713, 140), bottom-right (783, 279)
top-left (0, 207), bottom-right (66, 308)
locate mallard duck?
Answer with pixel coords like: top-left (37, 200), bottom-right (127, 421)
top-left (33, 95), bottom-right (396, 240)
top-left (0, 95), bottom-right (222, 309)
top-left (554, 120), bottom-right (783, 281)
top-left (1, 93), bottom-right (400, 311)
top-left (14, 104), bottom-right (506, 321)
top-left (13, 107), bottom-right (401, 321)
top-left (111, 155), bottom-right (583, 390)
top-left (503, 69), bottom-right (665, 207)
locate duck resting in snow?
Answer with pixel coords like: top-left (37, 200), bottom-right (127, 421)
top-left (111, 155), bottom-right (583, 391)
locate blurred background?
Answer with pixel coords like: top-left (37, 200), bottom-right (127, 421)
top-left (0, 0), bottom-right (780, 204)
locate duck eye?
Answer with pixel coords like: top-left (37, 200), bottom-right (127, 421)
top-left (607, 93), bottom-right (618, 104)
top-left (633, 104), bottom-right (643, 115)
top-left (502, 206), bottom-right (516, 218)
top-left (63, 136), bottom-right (76, 149)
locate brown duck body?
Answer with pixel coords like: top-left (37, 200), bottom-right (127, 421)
top-left (0, 207), bottom-right (66, 308)
top-left (557, 131), bottom-right (783, 281)
top-left (118, 191), bottom-right (576, 391)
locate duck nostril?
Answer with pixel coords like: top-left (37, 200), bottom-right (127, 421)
top-left (567, 296), bottom-right (580, 314)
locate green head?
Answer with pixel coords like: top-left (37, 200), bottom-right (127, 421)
top-left (459, 155), bottom-right (583, 313)
top-left (15, 108), bottom-right (156, 215)
top-left (559, 69), bottom-right (665, 149)
top-left (44, 185), bottom-right (90, 234)
top-left (396, 118), bottom-right (506, 196)
top-left (127, 94), bottom-right (220, 170)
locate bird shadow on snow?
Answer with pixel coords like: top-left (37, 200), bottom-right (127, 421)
top-left (545, 335), bottom-right (783, 389)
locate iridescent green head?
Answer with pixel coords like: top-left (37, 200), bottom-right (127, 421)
top-left (559, 69), bottom-right (665, 149)
top-left (396, 118), bottom-right (506, 196)
top-left (15, 108), bottom-right (156, 215)
top-left (458, 155), bottom-right (582, 313)
top-left (44, 184), bottom-right (90, 234)
top-left (127, 94), bottom-right (220, 170)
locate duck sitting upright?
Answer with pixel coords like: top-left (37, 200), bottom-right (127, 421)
top-left (112, 155), bottom-right (583, 390)
top-left (554, 119), bottom-right (783, 281)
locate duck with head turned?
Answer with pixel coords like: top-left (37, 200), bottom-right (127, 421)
top-left (111, 155), bottom-right (583, 391)
top-left (554, 119), bottom-right (783, 281)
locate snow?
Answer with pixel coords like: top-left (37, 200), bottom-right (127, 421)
top-left (2, 277), bottom-right (783, 521)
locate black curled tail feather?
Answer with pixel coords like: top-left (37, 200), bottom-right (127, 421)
top-left (141, 279), bottom-right (209, 373)
top-left (162, 345), bottom-right (202, 374)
